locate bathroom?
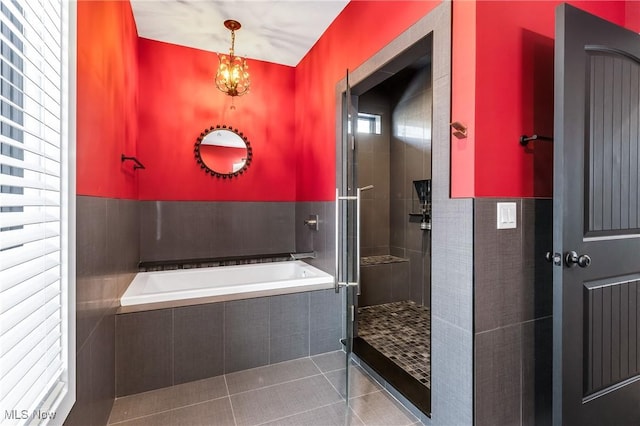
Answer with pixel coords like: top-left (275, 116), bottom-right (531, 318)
top-left (5, 1), bottom-right (640, 425)
top-left (68, 1), bottom-right (446, 424)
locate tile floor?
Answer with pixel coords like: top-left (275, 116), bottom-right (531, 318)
top-left (108, 351), bottom-right (423, 426)
top-left (357, 301), bottom-right (431, 388)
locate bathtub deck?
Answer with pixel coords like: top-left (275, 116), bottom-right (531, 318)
top-left (107, 352), bottom-right (425, 426)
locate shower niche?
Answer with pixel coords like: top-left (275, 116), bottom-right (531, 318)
top-left (350, 39), bottom-right (433, 415)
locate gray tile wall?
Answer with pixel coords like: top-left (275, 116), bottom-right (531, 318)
top-left (359, 262), bottom-right (411, 307)
top-left (474, 198), bottom-right (553, 426)
top-left (356, 63), bottom-right (433, 308)
top-left (115, 289), bottom-right (342, 397)
top-left (139, 201), bottom-right (296, 263)
top-left (295, 201), bottom-right (335, 274)
top-left (65, 196), bottom-right (139, 426)
top-left (389, 65), bottom-right (432, 307)
top-left (357, 90), bottom-right (391, 258)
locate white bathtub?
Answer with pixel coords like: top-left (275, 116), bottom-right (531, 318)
top-left (120, 260), bottom-right (334, 311)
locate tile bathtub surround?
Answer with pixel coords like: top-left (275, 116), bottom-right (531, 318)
top-left (107, 354), bottom-right (419, 426)
top-left (139, 201), bottom-right (296, 263)
top-left (115, 289), bottom-right (342, 397)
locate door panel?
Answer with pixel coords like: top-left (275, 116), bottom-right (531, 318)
top-left (583, 278), bottom-right (640, 396)
top-left (337, 69), bottom-right (359, 403)
top-left (586, 51), bottom-right (640, 235)
top-left (555, 4), bottom-right (640, 425)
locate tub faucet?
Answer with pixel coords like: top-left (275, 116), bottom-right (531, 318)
top-left (290, 251), bottom-right (316, 260)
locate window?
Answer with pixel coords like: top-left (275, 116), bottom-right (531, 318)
top-left (0, 0), bottom-right (75, 424)
top-left (357, 112), bottom-right (381, 135)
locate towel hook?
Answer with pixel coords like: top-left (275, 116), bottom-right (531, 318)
top-left (121, 154), bottom-right (145, 170)
top-left (519, 134), bottom-right (553, 147)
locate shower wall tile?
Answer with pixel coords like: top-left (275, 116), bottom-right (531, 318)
top-left (391, 261), bottom-right (411, 302)
top-left (360, 264), bottom-right (392, 307)
top-left (224, 298), bottom-right (270, 373)
top-left (173, 303), bottom-right (224, 384)
top-left (140, 201), bottom-right (296, 263)
top-left (408, 249), bottom-right (424, 305)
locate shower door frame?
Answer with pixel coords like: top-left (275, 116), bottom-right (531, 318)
top-left (334, 2), bottom-right (473, 422)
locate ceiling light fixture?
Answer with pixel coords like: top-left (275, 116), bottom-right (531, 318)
top-left (215, 19), bottom-right (250, 108)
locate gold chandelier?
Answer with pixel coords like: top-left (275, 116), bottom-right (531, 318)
top-left (215, 20), bottom-right (250, 105)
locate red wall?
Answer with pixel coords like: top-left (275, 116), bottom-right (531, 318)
top-left (78, 1), bottom-right (640, 201)
top-left (294, 1), bottom-right (441, 201)
top-left (76, 0), bottom-right (138, 198)
top-left (463, 1), bottom-right (629, 198)
top-left (136, 38), bottom-right (296, 201)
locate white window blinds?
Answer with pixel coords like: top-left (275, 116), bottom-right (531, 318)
top-left (0, 0), bottom-right (73, 424)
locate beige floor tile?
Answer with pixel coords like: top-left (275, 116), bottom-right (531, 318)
top-left (109, 376), bottom-right (228, 424)
top-left (111, 397), bottom-right (235, 426)
top-left (225, 358), bottom-right (320, 395)
top-left (324, 365), bottom-right (382, 399)
top-left (349, 390), bottom-right (417, 426)
top-left (260, 402), bottom-right (364, 426)
top-left (231, 375), bottom-right (341, 426)
top-left (311, 351), bottom-right (347, 373)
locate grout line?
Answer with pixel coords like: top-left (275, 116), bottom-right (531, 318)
top-left (228, 373), bottom-right (326, 397)
top-left (224, 375), bottom-right (238, 426)
top-left (253, 400), bottom-right (344, 426)
top-left (107, 395), bottom-right (231, 425)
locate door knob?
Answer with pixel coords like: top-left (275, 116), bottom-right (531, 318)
top-left (545, 251), bottom-right (562, 266)
top-left (565, 251), bottom-right (591, 268)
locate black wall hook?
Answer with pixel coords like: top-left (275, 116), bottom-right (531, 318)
top-left (520, 134), bottom-right (553, 147)
top-left (121, 154), bottom-right (145, 170)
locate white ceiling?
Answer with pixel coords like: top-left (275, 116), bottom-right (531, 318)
top-left (129, 0), bottom-right (350, 67)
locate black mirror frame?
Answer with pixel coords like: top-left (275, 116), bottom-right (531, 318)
top-left (194, 125), bottom-right (253, 179)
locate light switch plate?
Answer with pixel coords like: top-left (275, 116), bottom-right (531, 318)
top-left (497, 202), bottom-right (517, 229)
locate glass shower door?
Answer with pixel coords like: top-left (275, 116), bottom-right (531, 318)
top-left (335, 69), bottom-right (359, 403)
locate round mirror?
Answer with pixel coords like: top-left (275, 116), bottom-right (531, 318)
top-left (194, 125), bottom-right (252, 178)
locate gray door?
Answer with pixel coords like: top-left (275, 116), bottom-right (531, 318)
top-left (554, 4), bottom-right (640, 425)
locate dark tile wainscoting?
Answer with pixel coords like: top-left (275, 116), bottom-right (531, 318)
top-left (474, 198), bottom-right (553, 426)
top-left (139, 201), bottom-right (296, 263)
top-left (115, 289), bottom-right (342, 397)
top-left (65, 196), bottom-right (140, 426)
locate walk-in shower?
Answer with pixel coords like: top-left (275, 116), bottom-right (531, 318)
top-left (344, 40), bottom-right (434, 415)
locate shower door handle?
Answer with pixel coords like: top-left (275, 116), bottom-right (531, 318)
top-left (335, 190), bottom-right (359, 293)
top-left (335, 187), bottom-right (372, 295)
top-left (335, 188), bottom-right (340, 293)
